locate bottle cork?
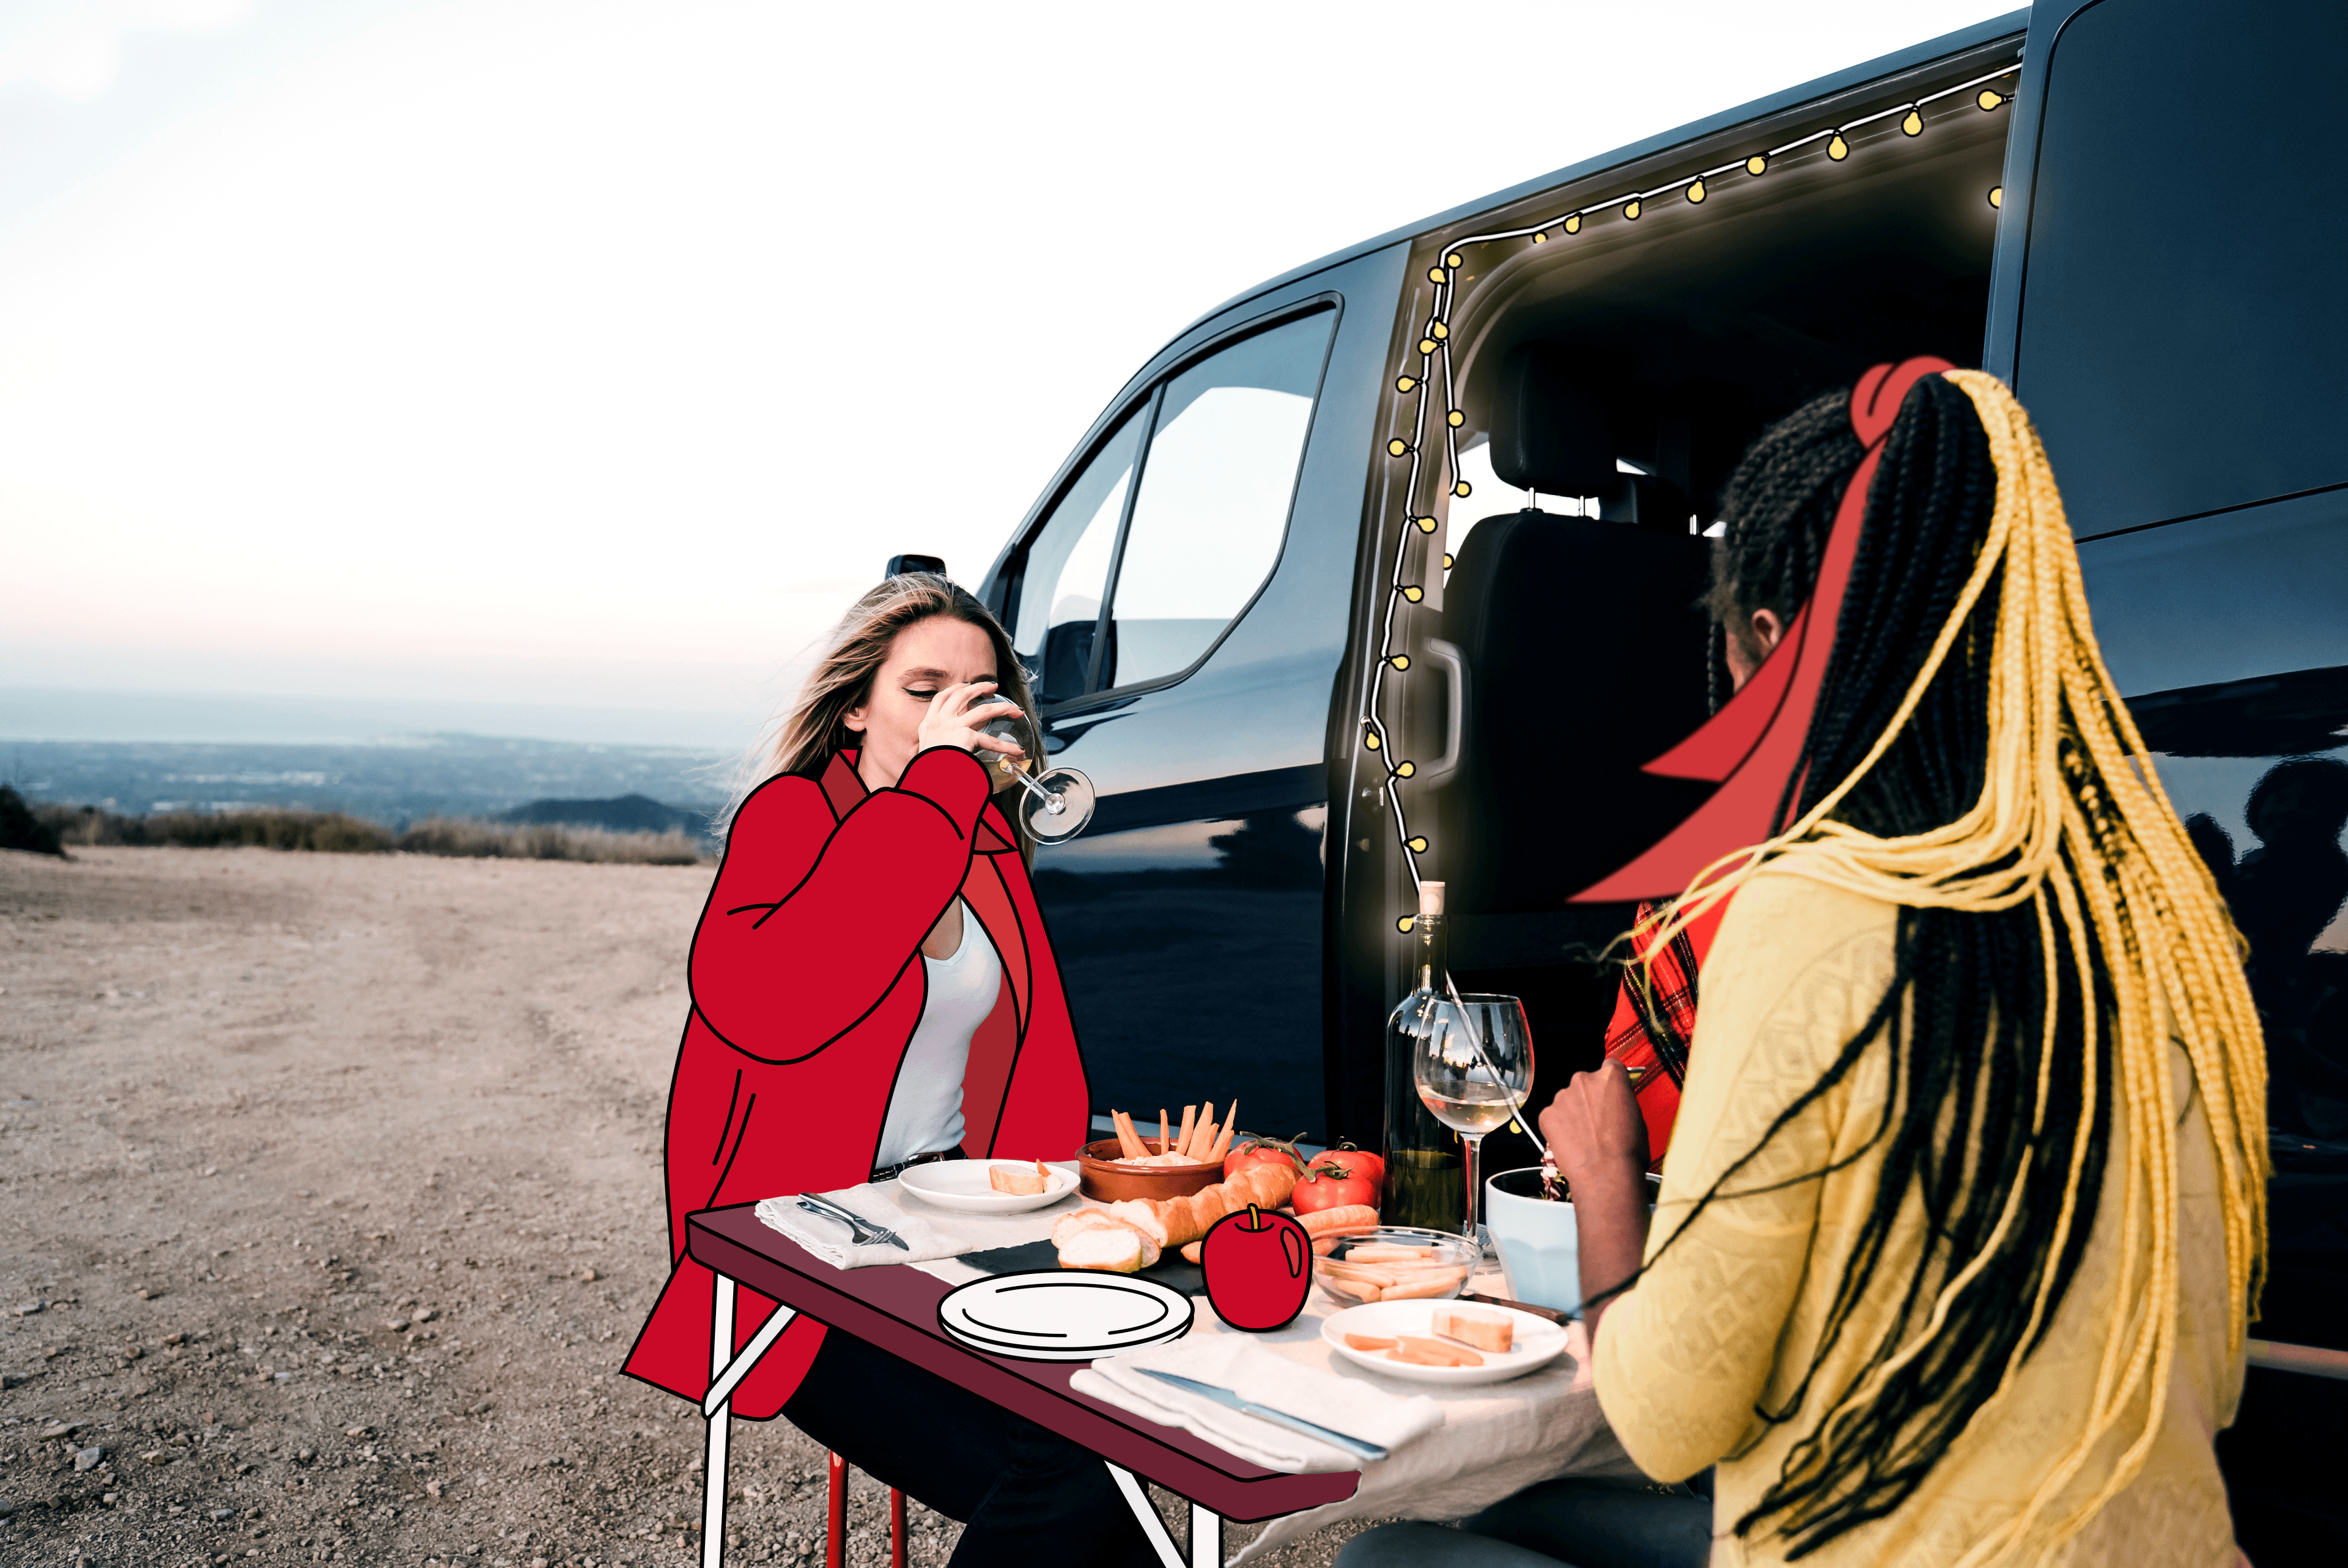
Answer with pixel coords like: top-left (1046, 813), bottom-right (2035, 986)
top-left (1419, 880), bottom-right (1445, 917)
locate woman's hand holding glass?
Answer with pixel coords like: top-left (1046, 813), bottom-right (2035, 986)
top-left (915, 681), bottom-right (1026, 760)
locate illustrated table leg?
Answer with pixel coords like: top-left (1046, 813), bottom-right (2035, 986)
top-left (1104, 1463), bottom-right (1183, 1568)
top-left (703, 1274), bottom-right (735, 1568)
top-left (1190, 1501), bottom-right (1222, 1568)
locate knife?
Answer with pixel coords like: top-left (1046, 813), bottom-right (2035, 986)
top-left (1135, 1369), bottom-right (1389, 1462)
top-left (1459, 1291), bottom-right (1570, 1326)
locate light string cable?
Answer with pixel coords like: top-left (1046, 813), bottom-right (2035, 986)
top-left (1361, 60), bottom-right (2023, 925)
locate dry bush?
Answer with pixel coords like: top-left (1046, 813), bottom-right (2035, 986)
top-left (395, 817), bottom-right (709, 865)
top-left (33, 803), bottom-right (393, 853)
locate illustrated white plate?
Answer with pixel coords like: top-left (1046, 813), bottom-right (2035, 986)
top-left (897, 1159), bottom-right (1079, 1215)
top-left (1320, 1300), bottom-right (1571, 1386)
top-left (937, 1272), bottom-right (1194, 1362)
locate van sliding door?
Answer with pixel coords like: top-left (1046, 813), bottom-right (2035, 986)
top-left (1988, 2), bottom-right (2348, 1556)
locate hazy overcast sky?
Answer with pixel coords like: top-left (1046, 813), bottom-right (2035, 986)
top-left (0, 0), bottom-right (2012, 746)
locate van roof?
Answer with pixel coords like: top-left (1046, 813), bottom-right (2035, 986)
top-left (1176, 7), bottom-right (2031, 342)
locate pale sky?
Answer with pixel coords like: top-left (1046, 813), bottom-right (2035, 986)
top-left (0, 0), bottom-right (2014, 747)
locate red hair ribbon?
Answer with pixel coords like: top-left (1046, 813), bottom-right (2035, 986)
top-left (1573, 357), bottom-right (1956, 904)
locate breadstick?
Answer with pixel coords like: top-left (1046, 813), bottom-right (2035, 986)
top-left (1176, 1104), bottom-right (1197, 1156)
top-left (1349, 1244), bottom-right (1436, 1262)
top-left (1323, 1275), bottom-right (1382, 1302)
top-left (1381, 1272), bottom-right (1469, 1300)
top-left (1159, 1109), bottom-right (1170, 1158)
top-left (1108, 1160), bottom-right (1296, 1247)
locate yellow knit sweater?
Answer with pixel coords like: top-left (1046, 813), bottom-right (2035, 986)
top-left (1593, 869), bottom-right (2244, 1567)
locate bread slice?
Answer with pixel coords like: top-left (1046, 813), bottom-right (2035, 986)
top-left (988, 1160), bottom-right (1052, 1196)
top-left (1430, 1304), bottom-right (1513, 1353)
top-left (1054, 1215), bottom-right (1160, 1272)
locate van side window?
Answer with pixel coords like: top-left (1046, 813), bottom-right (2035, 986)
top-left (1011, 414), bottom-right (1142, 704)
top-left (1103, 312), bottom-right (1332, 689)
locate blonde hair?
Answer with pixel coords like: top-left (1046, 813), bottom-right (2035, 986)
top-left (722, 573), bottom-right (1039, 834)
top-left (1642, 371), bottom-right (2266, 1565)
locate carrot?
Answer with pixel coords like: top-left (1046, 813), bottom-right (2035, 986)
top-left (1312, 1238), bottom-right (1340, 1256)
top-left (1387, 1343), bottom-right (1475, 1367)
top-left (1208, 1110), bottom-right (1237, 1164)
top-left (1396, 1334), bottom-right (1483, 1366)
top-left (1296, 1205), bottom-right (1382, 1238)
top-left (1191, 1102), bottom-right (1218, 1160)
top-left (1342, 1334), bottom-right (1399, 1352)
top-left (1177, 1104), bottom-right (1197, 1157)
top-left (1159, 1108), bottom-right (1170, 1157)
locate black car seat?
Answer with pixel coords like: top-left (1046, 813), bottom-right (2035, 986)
top-left (1441, 342), bottom-right (1716, 914)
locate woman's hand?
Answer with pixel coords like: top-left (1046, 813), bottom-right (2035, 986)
top-left (1538, 1062), bottom-right (1652, 1338)
top-left (914, 680), bottom-right (1027, 761)
top-left (1538, 1060), bottom-right (1650, 1191)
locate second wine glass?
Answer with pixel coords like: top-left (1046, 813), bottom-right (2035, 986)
top-left (1413, 993), bottom-right (1534, 1244)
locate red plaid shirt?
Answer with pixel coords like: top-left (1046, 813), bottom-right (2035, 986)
top-left (1602, 899), bottom-right (1726, 1171)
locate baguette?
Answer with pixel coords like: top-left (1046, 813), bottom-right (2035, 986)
top-left (1050, 1210), bottom-right (1161, 1271)
top-left (1108, 1161), bottom-right (1297, 1248)
top-left (1430, 1305), bottom-right (1513, 1353)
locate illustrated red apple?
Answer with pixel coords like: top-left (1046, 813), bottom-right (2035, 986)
top-left (1199, 1203), bottom-right (1312, 1332)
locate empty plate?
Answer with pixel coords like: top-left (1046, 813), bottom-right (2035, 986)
top-left (896, 1160), bottom-right (1080, 1215)
top-left (937, 1271), bottom-right (1194, 1362)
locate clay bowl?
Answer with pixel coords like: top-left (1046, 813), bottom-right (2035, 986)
top-left (1076, 1138), bottom-right (1226, 1204)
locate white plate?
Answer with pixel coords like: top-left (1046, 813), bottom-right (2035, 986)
top-left (937, 1271), bottom-right (1195, 1362)
top-left (896, 1159), bottom-right (1079, 1215)
top-left (1320, 1300), bottom-right (1571, 1386)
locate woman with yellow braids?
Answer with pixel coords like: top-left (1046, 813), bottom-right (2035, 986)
top-left (1515, 362), bottom-right (2268, 1568)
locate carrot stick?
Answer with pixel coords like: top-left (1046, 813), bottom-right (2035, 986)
top-left (1123, 1113), bottom-right (1148, 1161)
top-left (1191, 1102), bottom-right (1217, 1160)
top-left (1159, 1109), bottom-right (1170, 1158)
top-left (1208, 1110), bottom-right (1236, 1164)
top-left (1176, 1104), bottom-right (1197, 1157)
top-left (1113, 1111), bottom-right (1144, 1160)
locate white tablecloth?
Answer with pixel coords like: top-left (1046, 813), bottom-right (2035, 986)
top-left (915, 1250), bottom-right (1645, 1565)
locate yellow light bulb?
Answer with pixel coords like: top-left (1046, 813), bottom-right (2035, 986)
top-left (1395, 760), bottom-right (1416, 778)
top-left (1389, 654), bottom-right (1411, 671)
top-left (1445, 252), bottom-right (1463, 268)
top-left (1828, 132), bottom-right (1850, 161)
top-left (1414, 515), bottom-right (1438, 534)
top-left (1624, 197), bottom-right (1643, 219)
top-left (1563, 213), bottom-right (1581, 234)
top-left (1428, 266), bottom-right (1448, 284)
top-left (1398, 915), bottom-right (1415, 933)
top-left (1988, 185), bottom-right (2003, 208)
top-left (1446, 410), bottom-right (1464, 427)
top-left (1977, 88), bottom-right (2003, 111)
top-left (1442, 552), bottom-right (1453, 570)
top-left (1401, 585), bottom-right (1423, 602)
top-left (1746, 153), bottom-right (1768, 176)
top-left (1365, 729), bottom-right (1381, 750)
top-left (1453, 480), bottom-right (1472, 498)
top-left (1531, 230), bottom-right (1546, 243)
top-left (1686, 177), bottom-right (1706, 204)
top-left (1431, 322), bottom-right (1448, 340)
top-left (1419, 337), bottom-right (1438, 355)
top-left (1407, 836), bottom-right (1428, 853)
top-left (1389, 438), bottom-right (1410, 457)
top-left (1396, 375), bottom-right (1417, 393)
top-left (1902, 108), bottom-right (1923, 136)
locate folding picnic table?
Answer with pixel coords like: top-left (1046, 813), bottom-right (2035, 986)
top-left (685, 1202), bottom-right (1360, 1568)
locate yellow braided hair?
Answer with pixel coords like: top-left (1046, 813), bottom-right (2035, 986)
top-left (1639, 370), bottom-right (2267, 1565)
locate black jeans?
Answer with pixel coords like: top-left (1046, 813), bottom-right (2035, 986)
top-left (1335, 1475), bottom-right (1713, 1568)
top-left (780, 1324), bottom-right (1159, 1568)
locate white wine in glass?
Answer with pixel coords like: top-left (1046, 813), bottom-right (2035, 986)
top-left (1412, 993), bottom-right (1534, 1243)
top-left (977, 710), bottom-right (1096, 844)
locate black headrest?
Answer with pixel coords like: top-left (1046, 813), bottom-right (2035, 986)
top-left (1488, 342), bottom-right (1617, 496)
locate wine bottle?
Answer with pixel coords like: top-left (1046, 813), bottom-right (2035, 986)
top-left (1381, 880), bottom-right (1465, 1231)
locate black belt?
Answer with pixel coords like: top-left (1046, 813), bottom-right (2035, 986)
top-left (871, 1147), bottom-right (964, 1185)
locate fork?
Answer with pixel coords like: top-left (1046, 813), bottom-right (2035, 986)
top-left (795, 1193), bottom-right (907, 1250)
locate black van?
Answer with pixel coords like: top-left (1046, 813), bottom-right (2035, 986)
top-left (966, 1), bottom-right (2346, 1551)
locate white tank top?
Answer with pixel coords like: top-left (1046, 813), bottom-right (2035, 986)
top-left (873, 902), bottom-right (1002, 1171)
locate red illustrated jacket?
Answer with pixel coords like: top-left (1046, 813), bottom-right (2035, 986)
top-left (619, 745), bottom-right (1092, 1418)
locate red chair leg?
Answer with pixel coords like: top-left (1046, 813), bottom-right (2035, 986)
top-left (827, 1451), bottom-right (847, 1568)
top-left (890, 1487), bottom-right (907, 1568)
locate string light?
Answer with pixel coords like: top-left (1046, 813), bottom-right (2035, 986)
top-left (1357, 61), bottom-right (2020, 913)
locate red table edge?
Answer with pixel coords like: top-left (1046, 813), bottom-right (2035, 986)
top-left (685, 1204), bottom-right (1359, 1523)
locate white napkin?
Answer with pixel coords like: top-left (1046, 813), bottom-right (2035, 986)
top-left (753, 1179), bottom-right (1082, 1270)
top-left (1071, 1336), bottom-right (1444, 1473)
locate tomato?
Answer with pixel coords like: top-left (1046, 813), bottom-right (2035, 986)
top-left (1312, 1144), bottom-right (1384, 1190)
top-left (1290, 1161), bottom-right (1380, 1215)
top-left (1222, 1136), bottom-right (1305, 1183)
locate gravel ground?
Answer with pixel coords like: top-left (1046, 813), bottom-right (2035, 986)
top-left (0, 845), bottom-right (1389, 1568)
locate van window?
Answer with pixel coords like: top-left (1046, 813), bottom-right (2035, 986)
top-left (1102, 312), bottom-right (1333, 688)
top-left (1012, 414), bottom-right (1142, 704)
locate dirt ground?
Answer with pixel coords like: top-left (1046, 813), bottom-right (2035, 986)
top-left (0, 845), bottom-right (1388, 1568)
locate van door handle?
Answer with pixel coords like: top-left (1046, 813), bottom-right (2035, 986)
top-left (1416, 638), bottom-right (1468, 786)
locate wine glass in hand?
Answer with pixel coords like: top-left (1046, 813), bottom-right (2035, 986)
top-left (976, 710), bottom-right (1096, 844)
top-left (1414, 993), bottom-right (1534, 1243)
